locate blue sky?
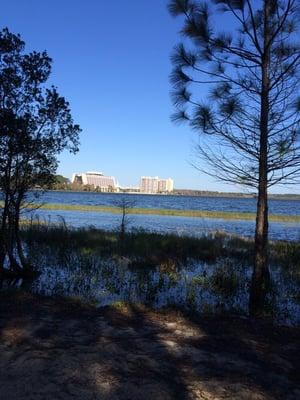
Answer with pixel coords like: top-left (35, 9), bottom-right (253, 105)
top-left (1, 0), bottom-right (299, 193)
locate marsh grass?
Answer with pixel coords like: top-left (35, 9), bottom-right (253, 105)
top-left (209, 262), bottom-right (240, 297)
top-left (14, 220), bottom-right (300, 325)
top-left (270, 240), bottom-right (300, 270)
top-left (21, 220), bottom-right (300, 270)
top-left (18, 202), bottom-right (300, 223)
top-left (21, 222), bottom-right (240, 266)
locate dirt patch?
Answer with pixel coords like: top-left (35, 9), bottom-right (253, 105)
top-left (0, 291), bottom-right (299, 400)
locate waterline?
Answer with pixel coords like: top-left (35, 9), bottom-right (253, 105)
top-left (24, 202), bottom-right (300, 223)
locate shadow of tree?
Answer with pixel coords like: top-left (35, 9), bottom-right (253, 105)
top-left (0, 291), bottom-right (299, 400)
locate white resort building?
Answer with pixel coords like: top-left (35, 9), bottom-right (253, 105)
top-left (72, 171), bottom-right (117, 192)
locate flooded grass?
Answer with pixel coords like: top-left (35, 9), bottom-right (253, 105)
top-left (5, 222), bottom-right (297, 326)
top-left (21, 220), bottom-right (300, 266)
top-left (22, 221), bottom-right (251, 265)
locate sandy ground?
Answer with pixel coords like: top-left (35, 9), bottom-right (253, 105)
top-left (0, 292), bottom-right (299, 400)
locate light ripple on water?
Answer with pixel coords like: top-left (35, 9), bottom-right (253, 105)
top-left (27, 191), bottom-right (300, 216)
top-left (30, 209), bottom-right (300, 241)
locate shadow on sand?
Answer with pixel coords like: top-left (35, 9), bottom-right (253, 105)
top-left (0, 291), bottom-right (299, 399)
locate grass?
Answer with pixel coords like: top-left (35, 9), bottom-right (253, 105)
top-left (21, 221), bottom-right (300, 269)
top-left (17, 221), bottom-right (300, 325)
top-left (22, 202), bottom-right (300, 223)
top-left (22, 222), bottom-right (228, 264)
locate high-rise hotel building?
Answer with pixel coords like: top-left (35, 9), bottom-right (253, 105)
top-left (140, 176), bottom-right (174, 194)
top-left (72, 171), bottom-right (117, 191)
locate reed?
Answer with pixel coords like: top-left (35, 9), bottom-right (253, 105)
top-left (21, 221), bottom-right (300, 269)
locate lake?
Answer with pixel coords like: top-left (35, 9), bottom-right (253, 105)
top-left (27, 191), bottom-right (300, 241)
top-left (31, 191), bottom-right (300, 215)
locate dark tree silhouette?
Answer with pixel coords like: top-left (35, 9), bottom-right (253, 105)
top-left (0, 28), bottom-right (81, 276)
top-left (168, 0), bottom-right (300, 316)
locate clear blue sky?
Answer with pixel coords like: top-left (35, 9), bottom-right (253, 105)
top-left (1, 0), bottom-right (299, 193)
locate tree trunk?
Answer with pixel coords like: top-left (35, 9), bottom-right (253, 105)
top-left (250, 175), bottom-right (270, 316)
top-left (14, 202), bottom-right (32, 272)
top-left (0, 193), bottom-right (9, 273)
top-left (0, 247), bottom-right (5, 274)
top-left (249, 0), bottom-right (271, 317)
top-left (7, 208), bottom-right (22, 274)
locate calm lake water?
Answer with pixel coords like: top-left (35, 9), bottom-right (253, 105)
top-left (33, 191), bottom-right (300, 215)
top-left (27, 191), bottom-right (300, 241)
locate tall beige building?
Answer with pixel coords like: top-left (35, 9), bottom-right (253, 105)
top-left (158, 178), bottom-right (174, 193)
top-left (72, 171), bottom-right (117, 191)
top-left (140, 176), bottom-right (174, 194)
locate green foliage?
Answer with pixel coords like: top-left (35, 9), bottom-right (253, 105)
top-left (54, 175), bottom-right (69, 185)
top-left (168, 0), bottom-right (300, 187)
top-left (0, 28), bottom-right (81, 274)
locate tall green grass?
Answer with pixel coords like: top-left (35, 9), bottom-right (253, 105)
top-left (21, 220), bottom-right (300, 269)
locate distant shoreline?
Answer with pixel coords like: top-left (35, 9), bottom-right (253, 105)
top-left (44, 189), bottom-right (300, 201)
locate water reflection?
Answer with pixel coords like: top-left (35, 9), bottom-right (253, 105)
top-left (4, 246), bottom-right (299, 326)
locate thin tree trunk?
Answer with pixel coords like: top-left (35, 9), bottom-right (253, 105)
top-left (14, 202), bottom-right (31, 272)
top-left (7, 209), bottom-right (22, 274)
top-left (250, 0), bottom-right (271, 317)
top-left (0, 193), bottom-right (9, 273)
top-left (0, 243), bottom-right (6, 274)
top-left (250, 173), bottom-right (270, 316)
